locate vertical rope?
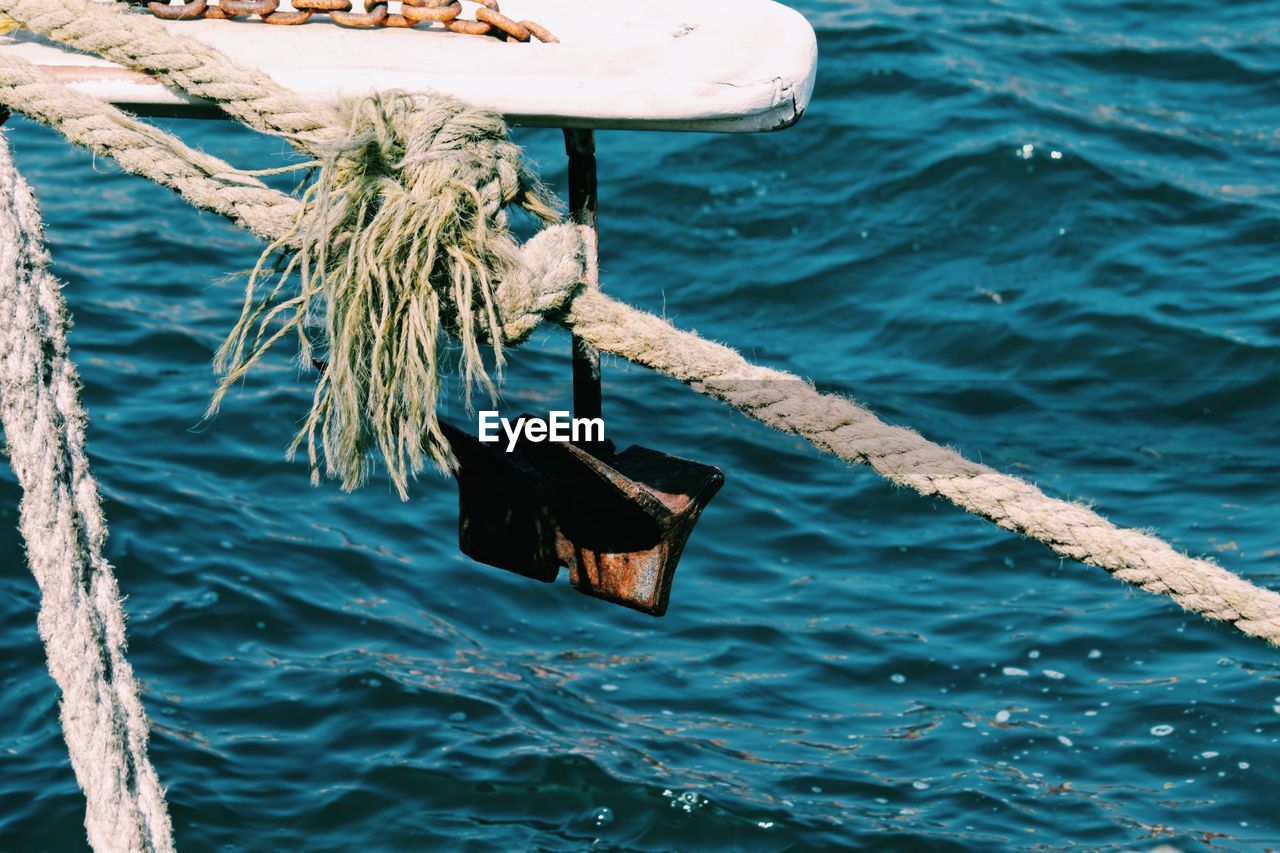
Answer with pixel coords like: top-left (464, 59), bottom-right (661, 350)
top-left (0, 130), bottom-right (174, 852)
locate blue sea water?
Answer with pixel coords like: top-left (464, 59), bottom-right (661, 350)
top-left (3, 0), bottom-right (1280, 849)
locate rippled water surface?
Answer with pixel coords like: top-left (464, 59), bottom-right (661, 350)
top-left (3, 1), bottom-right (1280, 849)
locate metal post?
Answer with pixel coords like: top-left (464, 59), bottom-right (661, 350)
top-left (563, 128), bottom-right (602, 423)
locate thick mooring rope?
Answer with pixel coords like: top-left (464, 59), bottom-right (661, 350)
top-left (3, 0), bottom-right (339, 148)
top-left (0, 7), bottom-right (1277, 851)
top-left (0, 12), bottom-right (1275, 648)
top-left (0, 132), bottom-right (174, 852)
top-left (2, 49), bottom-right (1276, 650)
top-left (3, 0), bottom-right (564, 497)
top-left (563, 292), bottom-right (1280, 644)
top-left (0, 53), bottom-right (583, 493)
top-left (0, 54), bottom-right (297, 241)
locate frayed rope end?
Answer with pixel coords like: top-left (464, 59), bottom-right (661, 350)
top-left (208, 91), bottom-right (563, 499)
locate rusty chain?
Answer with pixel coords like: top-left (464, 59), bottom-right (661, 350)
top-left (146, 0), bottom-right (557, 41)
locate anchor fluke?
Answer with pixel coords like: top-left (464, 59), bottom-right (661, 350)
top-left (444, 419), bottom-right (723, 616)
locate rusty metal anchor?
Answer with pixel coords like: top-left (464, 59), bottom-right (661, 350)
top-left (440, 129), bottom-right (723, 615)
top-left (443, 419), bottom-right (723, 616)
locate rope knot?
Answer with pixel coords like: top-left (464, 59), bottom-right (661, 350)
top-left (209, 92), bottom-right (586, 498)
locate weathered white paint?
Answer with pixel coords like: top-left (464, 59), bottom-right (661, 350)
top-left (0, 0), bottom-right (818, 132)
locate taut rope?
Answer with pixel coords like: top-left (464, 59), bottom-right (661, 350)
top-left (5, 0), bottom-right (339, 147)
top-left (0, 54), bottom-right (296, 241)
top-left (562, 293), bottom-right (1280, 642)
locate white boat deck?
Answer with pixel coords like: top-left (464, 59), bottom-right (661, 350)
top-left (0, 0), bottom-right (818, 132)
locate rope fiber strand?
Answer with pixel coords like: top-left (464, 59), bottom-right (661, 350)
top-left (208, 92), bottom-right (562, 497)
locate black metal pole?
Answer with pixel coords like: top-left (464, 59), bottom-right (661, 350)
top-left (563, 128), bottom-right (602, 423)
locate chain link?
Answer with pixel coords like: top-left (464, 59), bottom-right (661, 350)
top-left (147, 0), bottom-right (557, 41)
